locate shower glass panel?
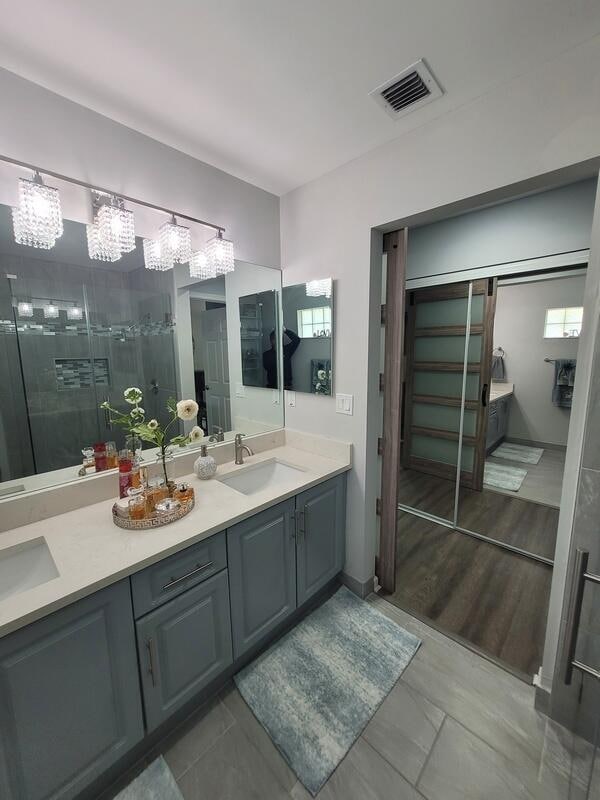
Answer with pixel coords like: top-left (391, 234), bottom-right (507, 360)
top-left (398, 283), bottom-right (473, 522)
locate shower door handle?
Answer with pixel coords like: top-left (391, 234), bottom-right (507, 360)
top-left (103, 395), bottom-right (113, 430)
top-left (481, 383), bottom-right (488, 408)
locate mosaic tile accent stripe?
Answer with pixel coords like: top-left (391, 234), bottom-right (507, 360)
top-left (55, 358), bottom-right (110, 390)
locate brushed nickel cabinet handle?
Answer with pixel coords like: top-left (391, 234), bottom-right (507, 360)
top-left (161, 561), bottom-right (214, 592)
top-left (146, 639), bottom-right (157, 687)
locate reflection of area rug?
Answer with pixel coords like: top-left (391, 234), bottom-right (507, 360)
top-left (484, 461), bottom-right (527, 492)
top-left (114, 757), bottom-right (183, 800)
top-left (234, 586), bottom-right (421, 796)
top-left (493, 442), bottom-right (544, 464)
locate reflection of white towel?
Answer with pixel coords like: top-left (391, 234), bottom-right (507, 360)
top-left (491, 355), bottom-right (505, 380)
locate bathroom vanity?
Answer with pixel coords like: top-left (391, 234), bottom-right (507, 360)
top-left (0, 438), bottom-right (350, 800)
top-left (486, 382), bottom-right (514, 453)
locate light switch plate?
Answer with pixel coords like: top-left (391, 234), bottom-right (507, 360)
top-left (235, 383), bottom-right (246, 398)
top-left (272, 390), bottom-right (280, 405)
top-left (335, 393), bottom-right (353, 415)
top-left (286, 390), bottom-right (296, 407)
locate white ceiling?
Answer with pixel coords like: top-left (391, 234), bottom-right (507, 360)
top-left (0, 1), bottom-right (599, 196)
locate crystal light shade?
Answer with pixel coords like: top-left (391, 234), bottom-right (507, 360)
top-left (205, 231), bottom-right (234, 275)
top-left (86, 222), bottom-right (121, 262)
top-left (12, 174), bottom-right (63, 249)
top-left (306, 278), bottom-right (332, 299)
top-left (97, 202), bottom-right (135, 254)
top-left (17, 301), bottom-right (34, 318)
top-left (189, 250), bottom-right (216, 280)
top-left (143, 238), bottom-right (173, 271)
top-left (67, 305), bottom-right (83, 321)
top-left (43, 302), bottom-right (59, 319)
top-left (159, 218), bottom-right (192, 264)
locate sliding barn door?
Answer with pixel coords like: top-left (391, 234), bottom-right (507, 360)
top-left (403, 278), bottom-right (496, 491)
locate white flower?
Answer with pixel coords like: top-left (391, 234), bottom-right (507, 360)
top-left (189, 425), bottom-right (204, 443)
top-left (130, 406), bottom-right (145, 419)
top-left (317, 369), bottom-right (326, 380)
top-left (147, 419), bottom-right (158, 430)
top-left (124, 387), bottom-right (143, 405)
top-left (316, 382), bottom-right (322, 390)
top-left (176, 399), bottom-right (199, 421)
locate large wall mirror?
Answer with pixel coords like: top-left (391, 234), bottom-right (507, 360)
top-left (0, 183), bottom-right (283, 499)
top-left (238, 290), bottom-right (279, 389)
top-left (281, 278), bottom-right (333, 394)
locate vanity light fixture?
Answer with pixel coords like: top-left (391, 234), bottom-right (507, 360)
top-left (86, 220), bottom-right (121, 262)
top-left (189, 250), bottom-right (216, 280)
top-left (205, 230), bottom-right (235, 275)
top-left (17, 301), bottom-right (34, 318)
top-left (159, 216), bottom-right (192, 265)
top-left (43, 302), bottom-right (60, 319)
top-left (143, 238), bottom-right (172, 271)
top-left (67, 305), bottom-right (83, 321)
top-left (306, 278), bottom-right (332, 299)
top-left (96, 196), bottom-right (136, 254)
top-left (12, 172), bottom-right (63, 249)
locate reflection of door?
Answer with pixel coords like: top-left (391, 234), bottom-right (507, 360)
top-left (403, 279), bottom-right (496, 491)
top-left (200, 308), bottom-right (231, 433)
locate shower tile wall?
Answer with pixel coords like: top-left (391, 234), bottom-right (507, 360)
top-left (1, 249), bottom-right (177, 477)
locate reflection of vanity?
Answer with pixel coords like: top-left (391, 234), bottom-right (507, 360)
top-left (486, 382), bottom-right (514, 452)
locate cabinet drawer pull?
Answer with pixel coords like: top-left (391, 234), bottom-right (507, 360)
top-left (146, 638), bottom-right (157, 687)
top-left (162, 561), bottom-right (214, 592)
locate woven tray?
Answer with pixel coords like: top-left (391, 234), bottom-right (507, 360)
top-left (112, 496), bottom-right (195, 530)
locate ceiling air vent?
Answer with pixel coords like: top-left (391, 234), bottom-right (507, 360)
top-left (370, 59), bottom-right (443, 120)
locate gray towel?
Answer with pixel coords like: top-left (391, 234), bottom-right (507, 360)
top-left (552, 359), bottom-right (576, 408)
top-left (491, 355), bottom-right (505, 380)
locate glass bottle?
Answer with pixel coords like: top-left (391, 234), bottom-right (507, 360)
top-left (105, 441), bottom-right (118, 469)
top-left (146, 477), bottom-right (169, 515)
top-left (175, 483), bottom-right (194, 503)
top-left (118, 457), bottom-right (133, 499)
top-left (127, 486), bottom-right (146, 520)
top-left (93, 442), bottom-right (107, 472)
top-left (125, 434), bottom-right (142, 462)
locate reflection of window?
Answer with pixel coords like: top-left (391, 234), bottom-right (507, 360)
top-left (544, 307), bottom-right (583, 339)
top-left (297, 306), bottom-right (331, 339)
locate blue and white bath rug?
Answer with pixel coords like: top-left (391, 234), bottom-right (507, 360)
top-left (234, 586), bottom-right (421, 796)
top-left (114, 756), bottom-right (183, 800)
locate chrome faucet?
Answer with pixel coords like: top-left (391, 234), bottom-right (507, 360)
top-left (209, 425), bottom-right (225, 443)
top-left (234, 433), bottom-right (253, 465)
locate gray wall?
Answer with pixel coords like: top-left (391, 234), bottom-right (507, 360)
top-left (494, 275), bottom-right (585, 447)
top-left (407, 179), bottom-right (597, 281)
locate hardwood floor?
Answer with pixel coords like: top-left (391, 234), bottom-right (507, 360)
top-left (398, 467), bottom-right (559, 560)
top-left (388, 512), bottom-right (553, 676)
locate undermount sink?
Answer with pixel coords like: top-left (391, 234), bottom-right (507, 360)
top-left (0, 537), bottom-right (59, 602)
top-left (217, 458), bottom-right (305, 496)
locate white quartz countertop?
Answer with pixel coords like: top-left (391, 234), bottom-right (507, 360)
top-left (0, 443), bottom-right (351, 639)
top-left (489, 382), bottom-right (514, 401)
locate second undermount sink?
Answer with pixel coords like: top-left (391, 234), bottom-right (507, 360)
top-left (217, 458), bottom-right (305, 496)
top-left (0, 537), bottom-right (59, 602)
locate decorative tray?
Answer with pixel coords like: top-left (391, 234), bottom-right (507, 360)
top-left (112, 497), bottom-right (195, 530)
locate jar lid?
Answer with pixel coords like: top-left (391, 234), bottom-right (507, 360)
top-left (155, 498), bottom-right (181, 514)
top-left (148, 476), bottom-right (165, 488)
top-left (178, 482), bottom-right (189, 491)
top-left (119, 459), bottom-right (132, 472)
top-left (94, 442), bottom-right (106, 452)
top-left (127, 486), bottom-right (145, 498)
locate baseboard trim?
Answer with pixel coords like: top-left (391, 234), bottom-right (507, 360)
top-left (534, 683), bottom-right (551, 716)
top-left (505, 437), bottom-right (567, 452)
top-left (342, 572), bottom-right (374, 599)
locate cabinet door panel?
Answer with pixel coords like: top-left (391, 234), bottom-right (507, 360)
top-left (0, 580), bottom-right (143, 800)
top-left (136, 570), bottom-right (232, 731)
top-left (227, 499), bottom-right (296, 658)
top-left (296, 474), bottom-right (346, 606)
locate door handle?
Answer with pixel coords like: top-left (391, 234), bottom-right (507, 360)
top-left (296, 509), bottom-right (305, 541)
top-left (563, 549), bottom-right (600, 684)
top-left (146, 638), bottom-right (157, 687)
top-left (481, 383), bottom-right (488, 408)
top-left (103, 395), bottom-right (113, 429)
top-left (161, 561), bottom-right (214, 592)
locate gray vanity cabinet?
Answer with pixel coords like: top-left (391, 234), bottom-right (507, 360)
top-left (136, 570), bottom-right (233, 732)
top-left (0, 580), bottom-right (143, 800)
top-left (296, 474), bottom-right (346, 606)
top-left (227, 498), bottom-right (297, 658)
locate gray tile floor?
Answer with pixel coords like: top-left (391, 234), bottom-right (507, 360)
top-left (487, 447), bottom-right (565, 508)
top-left (116, 594), bottom-right (597, 799)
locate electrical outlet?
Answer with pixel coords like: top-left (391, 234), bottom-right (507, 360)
top-left (286, 390), bottom-right (296, 407)
top-left (335, 393), bottom-right (353, 415)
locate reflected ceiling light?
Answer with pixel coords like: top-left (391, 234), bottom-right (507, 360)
top-left (159, 216), bottom-right (191, 265)
top-left (306, 278), bottom-right (332, 299)
top-left (43, 302), bottom-right (59, 319)
top-left (67, 305), bottom-right (83, 321)
top-left (189, 250), bottom-right (216, 280)
top-left (143, 238), bottom-right (172, 271)
top-left (205, 231), bottom-right (234, 275)
top-left (96, 197), bottom-right (136, 254)
top-left (12, 172), bottom-right (63, 249)
top-left (17, 301), bottom-right (34, 318)
top-left (86, 221), bottom-right (121, 262)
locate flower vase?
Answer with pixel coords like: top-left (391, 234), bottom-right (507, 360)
top-left (125, 434), bottom-right (143, 462)
top-left (157, 448), bottom-right (177, 496)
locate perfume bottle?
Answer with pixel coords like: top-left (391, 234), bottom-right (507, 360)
top-left (194, 445), bottom-right (217, 480)
top-left (94, 442), bottom-right (108, 472)
top-left (105, 441), bottom-right (118, 469)
top-left (146, 477), bottom-right (169, 514)
top-left (175, 483), bottom-right (194, 503)
top-left (127, 486), bottom-right (146, 520)
top-left (118, 456), bottom-right (133, 499)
